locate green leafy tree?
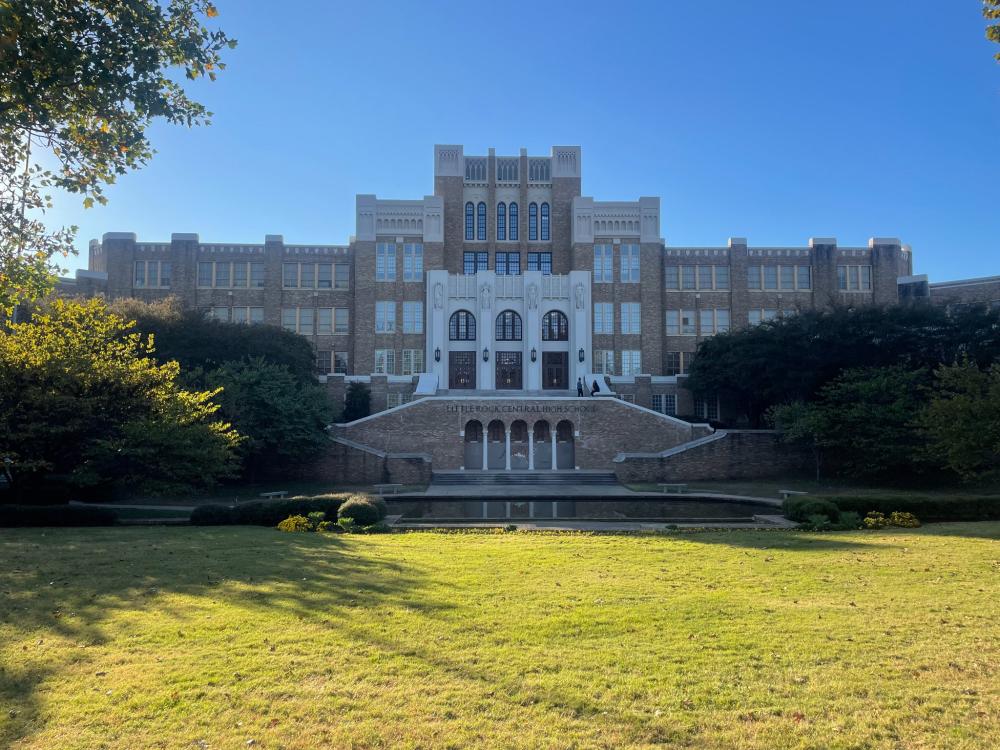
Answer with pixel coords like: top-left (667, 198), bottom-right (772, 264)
top-left (987, 1), bottom-right (1000, 62)
top-left (206, 358), bottom-right (332, 479)
top-left (110, 297), bottom-right (317, 382)
top-left (0, 298), bottom-right (240, 499)
top-left (688, 304), bottom-right (1000, 426)
top-left (0, 1), bottom-right (235, 315)
top-left (343, 382), bottom-right (371, 423)
top-left (770, 366), bottom-right (932, 482)
top-left (921, 361), bottom-right (1000, 481)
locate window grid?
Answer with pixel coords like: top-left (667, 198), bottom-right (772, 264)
top-left (402, 301), bottom-right (423, 334)
top-left (620, 244), bottom-right (640, 283)
top-left (540, 202), bottom-right (550, 241)
top-left (133, 260), bottom-right (172, 289)
top-left (496, 203), bottom-right (506, 241)
top-left (403, 244), bottom-right (423, 281)
top-left (666, 265), bottom-right (731, 291)
top-left (665, 309), bottom-right (697, 336)
top-left (375, 301), bottom-right (396, 333)
top-left (477, 202), bottom-right (487, 241)
top-left (837, 265), bottom-right (872, 291)
top-left (449, 310), bottom-right (477, 340)
top-left (528, 202), bottom-right (538, 241)
top-left (594, 349), bottom-right (615, 375)
top-left (495, 310), bottom-right (523, 341)
top-left (541, 311), bottom-right (569, 341)
top-left (333, 351), bottom-right (348, 375)
top-left (620, 303), bottom-right (641, 334)
top-left (747, 264), bottom-right (812, 291)
top-left (527, 252), bottom-right (551, 274)
top-left (621, 350), bottom-right (642, 376)
top-left (593, 303), bottom-right (614, 334)
top-left (465, 202), bottom-right (474, 241)
top-left (594, 245), bottom-right (614, 282)
top-left (376, 243), bottom-right (397, 281)
top-left (698, 308), bottom-right (731, 335)
top-left (508, 202), bottom-right (518, 241)
top-left (374, 349), bottom-right (395, 375)
top-left (401, 349), bottom-right (425, 376)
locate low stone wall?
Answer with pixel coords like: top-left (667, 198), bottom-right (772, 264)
top-left (313, 439), bottom-right (432, 486)
top-left (614, 430), bottom-right (809, 483)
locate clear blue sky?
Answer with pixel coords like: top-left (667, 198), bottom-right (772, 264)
top-left (51, 0), bottom-right (1000, 281)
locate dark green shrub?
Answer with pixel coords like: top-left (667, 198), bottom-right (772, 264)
top-left (804, 513), bottom-right (833, 531)
top-left (0, 504), bottom-right (117, 527)
top-left (837, 511), bottom-right (863, 529)
top-left (190, 496), bottom-right (346, 526)
top-left (363, 521), bottom-right (392, 534)
top-left (338, 496), bottom-right (382, 526)
top-left (783, 497), bottom-right (840, 523)
top-left (821, 495), bottom-right (1000, 522)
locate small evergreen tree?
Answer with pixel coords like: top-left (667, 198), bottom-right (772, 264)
top-left (342, 382), bottom-right (371, 423)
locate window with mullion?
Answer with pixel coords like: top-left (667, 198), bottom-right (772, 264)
top-left (528, 203), bottom-right (538, 241)
top-left (495, 310), bottom-right (522, 341)
top-left (465, 202), bottom-right (474, 240)
top-left (540, 202), bottom-right (550, 240)
top-left (496, 203), bottom-right (506, 241)
top-left (509, 202), bottom-right (518, 240)
top-left (477, 202), bottom-right (486, 241)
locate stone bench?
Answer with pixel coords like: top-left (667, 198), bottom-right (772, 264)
top-left (657, 483), bottom-right (688, 494)
top-left (374, 483), bottom-right (404, 496)
top-left (779, 489), bottom-right (809, 500)
top-left (259, 490), bottom-right (288, 500)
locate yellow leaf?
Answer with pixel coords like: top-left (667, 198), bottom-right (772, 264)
top-left (206, 4), bottom-right (218, 17)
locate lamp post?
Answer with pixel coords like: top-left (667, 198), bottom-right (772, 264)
top-left (482, 347), bottom-right (489, 362)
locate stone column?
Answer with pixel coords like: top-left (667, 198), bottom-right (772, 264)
top-left (482, 436), bottom-right (488, 472)
top-left (528, 430), bottom-right (535, 470)
top-left (505, 427), bottom-right (512, 471)
top-left (551, 435), bottom-right (558, 471)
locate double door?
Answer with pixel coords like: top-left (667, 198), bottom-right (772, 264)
top-left (542, 352), bottom-right (568, 390)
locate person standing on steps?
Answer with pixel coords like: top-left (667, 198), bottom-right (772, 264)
top-left (577, 378), bottom-right (584, 397)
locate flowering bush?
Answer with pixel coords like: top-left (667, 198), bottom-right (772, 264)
top-left (889, 511), bottom-right (921, 528)
top-left (863, 512), bottom-right (887, 529)
top-left (276, 515), bottom-right (311, 532)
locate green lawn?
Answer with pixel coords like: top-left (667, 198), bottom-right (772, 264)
top-left (1, 526), bottom-right (998, 749)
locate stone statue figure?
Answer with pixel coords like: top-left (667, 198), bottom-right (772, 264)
top-left (575, 283), bottom-right (585, 310)
top-left (433, 282), bottom-right (444, 310)
top-left (527, 283), bottom-right (539, 310)
top-left (480, 283), bottom-right (492, 310)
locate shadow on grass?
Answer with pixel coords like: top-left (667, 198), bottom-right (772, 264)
top-left (0, 527), bottom-right (447, 747)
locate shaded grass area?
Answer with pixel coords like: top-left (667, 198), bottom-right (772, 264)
top-left (1, 525), bottom-right (998, 749)
top-left (108, 507), bottom-right (194, 520)
top-left (91, 481), bottom-right (427, 507)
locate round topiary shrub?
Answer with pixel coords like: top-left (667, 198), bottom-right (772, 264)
top-left (276, 515), bottom-right (311, 532)
top-left (783, 497), bottom-right (840, 523)
top-left (889, 511), bottom-right (921, 528)
top-left (338, 497), bottom-right (382, 527)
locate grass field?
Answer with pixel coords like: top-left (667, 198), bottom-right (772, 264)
top-left (1, 525), bottom-right (998, 749)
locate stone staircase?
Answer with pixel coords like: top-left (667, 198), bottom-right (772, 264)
top-left (431, 470), bottom-right (619, 486)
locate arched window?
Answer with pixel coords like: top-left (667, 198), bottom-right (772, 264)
top-left (465, 202), bottom-right (474, 241)
top-left (510, 420), bottom-right (528, 442)
top-left (495, 310), bottom-right (522, 341)
top-left (540, 202), bottom-right (550, 241)
top-left (496, 203), bottom-right (506, 241)
top-left (487, 419), bottom-right (505, 442)
top-left (528, 202), bottom-right (538, 241)
top-left (541, 310), bottom-right (569, 341)
top-left (449, 310), bottom-right (477, 341)
top-left (557, 420), bottom-right (574, 442)
top-left (509, 202), bottom-right (518, 241)
top-left (464, 420), bottom-right (483, 442)
top-left (477, 202), bottom-right (486, 241)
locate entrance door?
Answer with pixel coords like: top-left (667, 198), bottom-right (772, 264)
top-left (542, 352), bottom-right (568, 390)
top-left (449, 351), bottom-right (476, 389)
top-left (495, 352), bottom-right (522, 389)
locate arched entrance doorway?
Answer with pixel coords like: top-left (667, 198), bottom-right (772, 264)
top-left (463, 420), bottom-right (483, 470)
top-left (487, 419), bottom-right (506, 470)
top-left (533, 420), bottom-right (552, 470)
top-left (556, 420), bottom-right (575, 470)
top-left (510, 420), bottom-right (529, 469)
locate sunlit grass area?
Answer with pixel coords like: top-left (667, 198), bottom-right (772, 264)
top-left (2, 525), bottom-right (998, 749)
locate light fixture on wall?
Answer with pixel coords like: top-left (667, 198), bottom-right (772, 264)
top-left (434, 347), bottom-right (441, 362)
top-left (578, 347), bottom-right (585, 363)
top-left (482, 347), bottom-right (489, 362)
top-left (530, 347), bottom-right (537, 362)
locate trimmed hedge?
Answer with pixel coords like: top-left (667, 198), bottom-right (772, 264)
top-left (190, 495), bottom-right (346, 526)
top-left (782, 497), bottom-right (841, 523)
top-left (820, 495), bottom-right (1000, 523)
top-left (338, 496), bottom-right (385, 527)
top-left (0, 504), bottom-right (118, 527)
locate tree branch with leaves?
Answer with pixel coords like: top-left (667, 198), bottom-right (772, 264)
top-left (0, 0), bottom-right (235, 316)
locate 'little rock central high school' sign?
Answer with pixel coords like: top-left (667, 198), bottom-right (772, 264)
top-left (444, 403), bottom-right (597, 415)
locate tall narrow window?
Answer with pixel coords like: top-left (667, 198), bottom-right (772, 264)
top-left (376, 243), bottom-right (396, 281)
top-left (508, 202), bottom-right (518, 241)
top-left (594, 245), bottom-right (613, 283)
top-left (465, 202), bottom-right (474, 241)
top-left (528, 203), bottom-right (538, 241)
top-left (477, 202), bottom-right (486, 241)
top-left (621, 245), bottom-right (640, 283)
top-left (496, 203), bottom-right (506, 241)
top-left (403, 243), bottom-right (423, 281)
top-left (134, 261), bottom-right (146, 287)
top-left (250, 262), bottom-right (265, 288)
top-left (317, 263), bottom-right (332, 289)
top-left (540, 202), bottom-right (550, 241)
top-left (198, 262), bottom-right (212, 288)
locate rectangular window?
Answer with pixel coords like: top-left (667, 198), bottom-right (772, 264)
top-left (232, 307), bottom-right (248, 324)
top-left (134, 261), bottom-right (146, 287)
top-left (333, 351), bottom-right (348, 374)
top-left (403, 244), bottom-right (423, 281)
top-left (837, 265), bottom-right (872, 291)
top-left (507, 253), bottom-right (520, 275)
top-left (664, 351), bottom-right (681, 375)
top-left (250, 262), bottom-right (265, 288)
top-left (594, 303), bottom-right (614, 334)
top-left (375, 302), bottom-right (395, 333)
top-left (403, 301), bottom-right (423, 333)
top-left (214, 262), bottom-right (231, 288)
top-left (528, 252), bottom-right (551, 274)
top-left (281, 308), bottom-right (297, 332)
top-left (376, 243), bottom-right (396, 281)
top-left (374, 349), bottom-right (395, 375)
top-left (681, 309), bottom-right (696, 335)
top-left (198, 262), bottom-right (213, 288)
top-left (747, 265), bottom-right (761, 290)
top-left (386, 393), bottom-right (403, 409)
top-left (334, 308), bottom-right (349, 334)
top-left (763, 266), bottom-right (778, 290)
top-left (716, 309), bottom-right (730, 333)
top-left (317, 263), bottom-right (332, 289)
top-left (780, 265), bottom-right (795, 290)
top-left (316, 350), bottom-right (331, 375)
top-left (317, 308), bottom-right (332, 335)
top-left (401, 349), bottom-right (425, 375)
top-left (594, 245), bottom-right (614, 283)
top-left (860, 266), bottom-right (872, 290)
top-left (620, 303), bottom-right (641, 334)
top-left (282, 263), bottom-right (298, 288)
top-left (232, 262), bottom-right (247, 288)
top-left (621, 350), bottom-right (642, 376)
top-left (334, 263), bottom-right (350, 290)
top-left (681, 266), bottom-right (696, 290)
top-left (211, 306), bottom-right (229, 322)
top-left (594, 349), bottom-right (615, 375)
top-left (664, 266), bottom-right (679, 290)
top-left (652, 394), bottom-right (677, 415)
top-left (699, 309), bottom-right (713, 335)
top-left (797, 265), bottom-right (811, 290)
top-left (148, 262), bottom-right (160, 288)
top-left (463, 252), bottom-right (477, 275)
top-left (298, 307), bottom-right (314, 335)
top-left (620, 244), bottom-right (640, 283)
top-left (301, 262), bottom-right (315, 288)
top-left (652, 394), bottom-right (662, 413)
top-left (698, 266), bottom-right (713, 290)
top-left (495, 252), bottom-right (507, 276)
top-left (666, 310), bottom-right (679, 336)
top-left (249, 307), bottom-right (264, 324)
top-left (715, 266), bottom-right (730, 289)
